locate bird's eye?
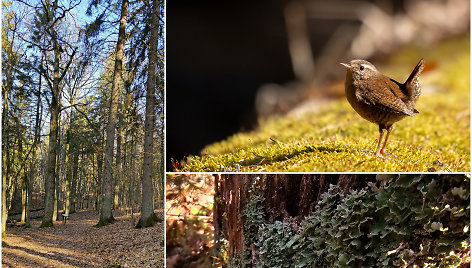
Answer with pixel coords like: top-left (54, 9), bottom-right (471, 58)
top-left (360, 65), bottom-right (365, 71)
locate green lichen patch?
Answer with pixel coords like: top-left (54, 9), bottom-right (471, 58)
top-left (181, 36), bottom-right (470, 172)
top-left (232, 175), bottom-right (470, 267)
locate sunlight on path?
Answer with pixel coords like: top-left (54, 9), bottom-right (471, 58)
top-left (2, 209), bottom-right (164, 267)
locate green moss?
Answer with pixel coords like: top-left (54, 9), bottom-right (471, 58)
top-left (135, 213), bottom-right (162, 229)
top-left (182, 36), bottom-right (470, 172)
top-left (95, 217), bottom-right (115, 227)
top-left (39, 220), bottom-right (53, 228)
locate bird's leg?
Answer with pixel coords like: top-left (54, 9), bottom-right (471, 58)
top-left (374, 128), bottom-right (386, 156)
top-left (380, 125), bottom-right (393, 155)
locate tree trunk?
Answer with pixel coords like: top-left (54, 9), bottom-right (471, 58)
top-left (2, 162), bottom-right (6, 237)
top-left (157, 127), bottom-right (164, 211)
top-left (213, 175), bottom-right (223, 256)
top-left (41, 30), bottom-right (61, 227)
top-left (136, 0), bottom-right (160, 228)
top-left (21, 181), bottom-right (27, 223)
top-left (19, 133), bottom-right (26, 224)
top-left (53, 107), bottom-right (63, 222)
top-left (7, 156), bottom-right (15, 212)
top-left (26, 73), bottom-right (42, 228)
top-left (70, 152), bottom-right (78, 214)
top-left (96, 149), bottom-right (103, 214)
top-left (99, 0), bottom-right (128, 227)
top-left (96, 183), bottom-right (101, 214)
top-left (132, 136), bottom-right (139, 210)
top-left (53, 178), bottom-right (58, 222)
top-left (42, 97), bottom-right (58, 227)
top-left (26, 162), bottom-right (34, 228)
top-left (65, 111), bottom-right (73, 216)
top-left (129, 136), bottom-right (136, 213)
top-left (65, 165), bottom-right (71, 216)
top-left (114, 124), bottom-right (122, 209)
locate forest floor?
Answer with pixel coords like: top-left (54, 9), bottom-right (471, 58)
top-left (2, 209), bottom-right (164, 268)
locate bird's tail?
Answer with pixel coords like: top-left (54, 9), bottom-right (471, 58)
top-left (405, 59), bottom-right (425, 104)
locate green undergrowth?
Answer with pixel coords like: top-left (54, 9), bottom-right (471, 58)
top-left (182, 35), bottom-right (470, 172)
top-left (230, 175), bottom-right (470, 267)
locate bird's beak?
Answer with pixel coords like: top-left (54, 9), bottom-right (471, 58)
top-left (340, 62), bottom-right (351, 69)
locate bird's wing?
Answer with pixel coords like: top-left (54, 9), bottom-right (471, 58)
top-left (355, 78), bottom-right (415, 116)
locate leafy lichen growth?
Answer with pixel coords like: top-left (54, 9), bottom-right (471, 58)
top-left (234, 175), bottom-right (470, 267)
top-left (182, 36), bottom-right (470, 172)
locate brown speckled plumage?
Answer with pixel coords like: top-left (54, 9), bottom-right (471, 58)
top-left (341, 59), bottom-right (424, 156)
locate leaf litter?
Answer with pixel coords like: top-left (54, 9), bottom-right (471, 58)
top-left (2, 209), bottom-right (164, 267)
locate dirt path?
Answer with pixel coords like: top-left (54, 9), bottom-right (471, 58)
top-left (2, 209), bottom-right (164, 267)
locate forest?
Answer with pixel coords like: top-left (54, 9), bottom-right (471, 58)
top-left (2, 0), bottom-right (164, 266)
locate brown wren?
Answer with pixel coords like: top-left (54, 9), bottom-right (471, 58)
top-left (341, 59), bottom-right (424, 156)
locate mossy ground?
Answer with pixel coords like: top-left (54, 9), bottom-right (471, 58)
top-left (95, 217), bottom-right (115, 227)
top-left (181, 35), bottom-right (470, 172)
top-left (135, 213), bottom-right (162, 229)
top-left (39, 220), bottom-right (54, 228)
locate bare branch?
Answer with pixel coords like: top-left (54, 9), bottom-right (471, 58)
top-left (59, 47), bottom-right (78, 82)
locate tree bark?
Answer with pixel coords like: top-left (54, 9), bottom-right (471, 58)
top-left (114, 124), bottom-right (122, 209)
top-left (213, 175), bottom-right (223, 257)
top-left (99, 0), bottom-right (128, 227)
top-left (26, 162), bottom-right (33, 228)
top-left (19, 131), bottom-right (26, 224)
top-left (53, 160), bottom-right (59, 222)
top-left (136, 0), bottom-right (160, 229)
top-left (53, 98), bottom-right (63, 223)
top-left (65, 158), bottom-right (71, 216)
top-left (70, 152), bottom-right (78, 214)
top-left (2, 147), bottom-right (7, 236)
top-left (2, 160), bottom-right (7, 236)
top-left (96, 147), bottom-right (103, 214)
top-left (65, 110), bottom-right (73, 216)
top-left (41, 92), bottom-right (59, 227)
top-left (6, 154), bottom-right (14, 212)
top-left (26, 73), bottom-right (42, 228)
top-left (21, 181), bottom-right (27, 223)
top-left (2, 107), bottom-right (8, 228)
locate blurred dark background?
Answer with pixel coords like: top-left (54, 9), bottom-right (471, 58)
top-left (166, 0), bottom-right (469, 170)
top-left (167, 0), bottom-right (293, 167)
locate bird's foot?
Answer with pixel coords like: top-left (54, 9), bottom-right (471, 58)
top-left (375, 151), bottom-right (396, 159)
top-left (362, 150), bottom-right (387, 159)
top-left (363, 150), bottom-right (395, 159)
top-left (373, 152), bottom-right (387, 159)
